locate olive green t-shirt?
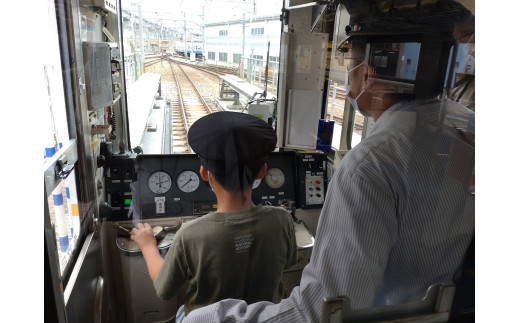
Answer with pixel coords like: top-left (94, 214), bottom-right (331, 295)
top-left (153, 205), bottom-right (298, 315)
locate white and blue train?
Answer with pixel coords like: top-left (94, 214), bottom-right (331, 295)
top-left (175, 39), bottom-right (204, 58)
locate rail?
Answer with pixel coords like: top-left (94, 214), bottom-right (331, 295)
top-left (165, 58), bottom-right (218, 153)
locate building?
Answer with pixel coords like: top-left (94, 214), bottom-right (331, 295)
top-left (204, 14), bottom-right (281, 78)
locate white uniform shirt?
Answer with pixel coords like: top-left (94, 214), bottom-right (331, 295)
top-left (185, 99), bottom-right (475, 322)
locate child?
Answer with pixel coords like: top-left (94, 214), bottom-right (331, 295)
top-left (131, 111), bottom-right (298, 320)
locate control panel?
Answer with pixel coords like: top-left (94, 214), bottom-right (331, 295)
top-left (130, 152), bottom-right (299, 219)
top-left (296, 151), bottom-right (327, 209)
top-left (82, 41), bottom-right (122, 109)
top-left (105, 150), bottom-right (137, 221)
top-left (252, 151), bottom-right (297, 209)
top-left (104, 150), bottom-right (327, 220)
top-left (83, 42), bottom-right (123, 208)
top-left (133, 154), bottom-right (215, 220)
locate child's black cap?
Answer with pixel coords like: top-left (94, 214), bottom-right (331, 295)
top-left (188, 111), bottom-right (277, 183)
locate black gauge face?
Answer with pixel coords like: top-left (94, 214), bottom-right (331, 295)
top-left (265, 167), bottom-right (285, 189)
top-left (176, 170), bottom-right (200, 193)
top-left (148, 171), bottom-right (172, 194)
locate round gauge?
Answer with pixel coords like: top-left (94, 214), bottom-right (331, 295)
top-left (176, 170), bottom-right (200, 193)
top-left (265, 167), bottom-right (285, 189)
top-left (252, 179), bottom-right (262, 189)
top-left (148, 171), bottom-right (172, 194)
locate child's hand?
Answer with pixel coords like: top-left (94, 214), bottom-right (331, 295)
top-left (131, 223), bottom-right (157, 251)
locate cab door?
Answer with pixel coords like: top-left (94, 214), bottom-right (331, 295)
top-left (44, 0), bottom-right (108, 321)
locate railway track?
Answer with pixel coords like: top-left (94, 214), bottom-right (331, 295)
top-left (174, 60), bottom-right (226, 78)
top-left (165, 58), bottom-right (217, 153)
top-left (143, 55), bottom-right (365, 141)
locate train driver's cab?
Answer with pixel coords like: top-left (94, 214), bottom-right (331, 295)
top-left (41, 0), bottom-right (476, 322)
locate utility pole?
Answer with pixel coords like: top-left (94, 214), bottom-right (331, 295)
top-left (242, 12), bottom-right (245, 77)
top-left (131, 6), bottom-right (137, 79)
top-left (138, 2), bottom-right (144, 73)
top-left (184, 12), bottom-right (188, 58)
top-left (202, 7), bottom-right (205, 62)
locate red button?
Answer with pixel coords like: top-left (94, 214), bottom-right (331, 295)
top-left (316, 180), bottom-right (321, 184)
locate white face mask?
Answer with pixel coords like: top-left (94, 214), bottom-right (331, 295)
top-left (345, 61), bottom-right (365, 112)
top-left (207, 170), bottom-right (214, 191)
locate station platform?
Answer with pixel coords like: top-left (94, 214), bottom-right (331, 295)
top-left (126, 73), bottom-right (166, 154)
top-left (216, 74), bottom-right (276, 111)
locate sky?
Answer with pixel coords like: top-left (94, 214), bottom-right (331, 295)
top-left (122, 0), bottom-right (283, 31)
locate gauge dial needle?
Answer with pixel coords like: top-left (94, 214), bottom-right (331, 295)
top-left (181, 178), bottom-right (192, 188)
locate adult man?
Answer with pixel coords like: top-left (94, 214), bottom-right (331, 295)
top-left (131, 111), bottom-right (298, 320)
top-left (185, 36), bottom-right (475, 322)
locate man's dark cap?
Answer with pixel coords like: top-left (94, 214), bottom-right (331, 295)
top-left (188, 111), bottom-right (277, 179)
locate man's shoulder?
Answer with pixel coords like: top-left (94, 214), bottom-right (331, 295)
top-left (337, 129), bottom-right (411, 181)
top-left (340, 136), bottom-right (391, 165)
